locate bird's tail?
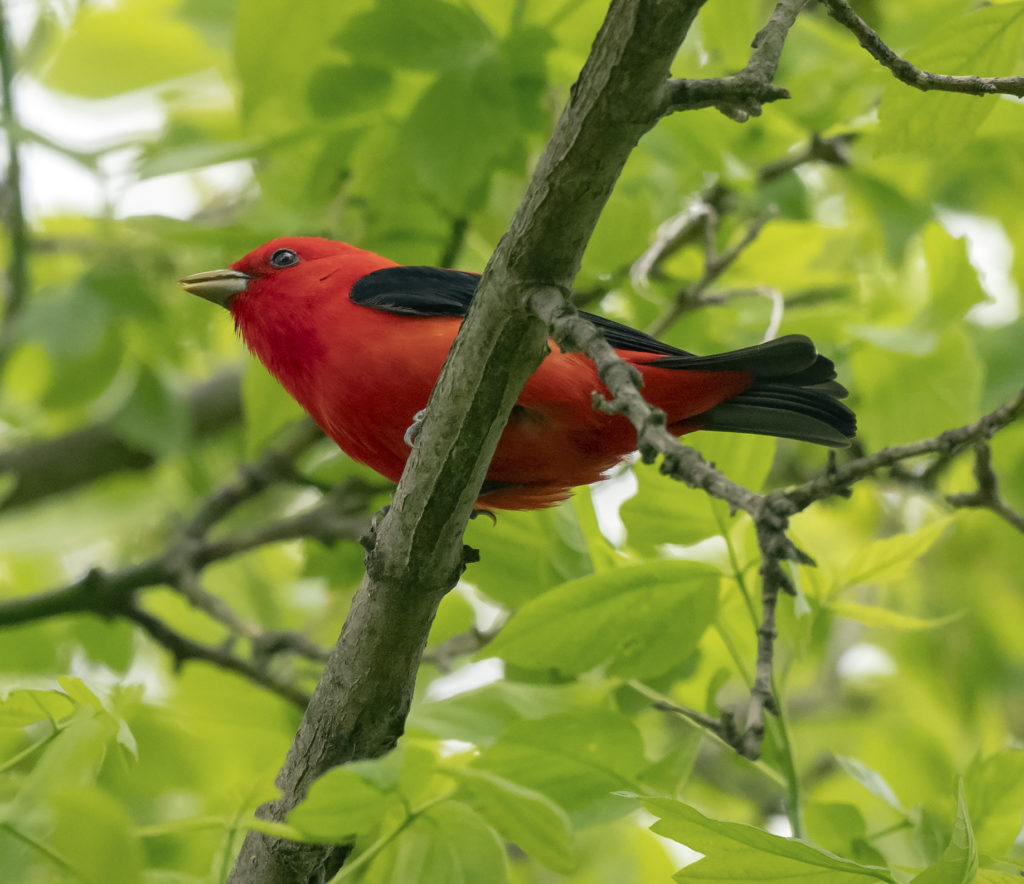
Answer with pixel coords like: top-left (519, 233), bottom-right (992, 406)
top-left (657, 335), bottom-right (857, 447)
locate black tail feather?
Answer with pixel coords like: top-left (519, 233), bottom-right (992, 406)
top-left (660, 335), bottom-right (856, 448)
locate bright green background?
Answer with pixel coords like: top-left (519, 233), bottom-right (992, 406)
top-left (1, 1), bottom-right (1023, 881)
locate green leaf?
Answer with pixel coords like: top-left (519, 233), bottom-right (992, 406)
top-left (401, 58), bottom-right (520, 208)
top-left (335, 0), bottom-right (494, 72)
top-left (234, 0), bottom-right (350, 123)
top-left (307, 64), bottom-right (392, 118)
top-left (464, 505), bottom-right (593, 608)
top-left (486, 561), bottom-right (719, 678)
top-left (41, 0), bottom-right (217, 97)
top-left (835, 756), bottom-right (906, 813)
top-left (877, 4), bottom-right (1024, 156)
top-left (452, 767), bottom-right (575, 873)
top-left (851, 328), bottom-right (982, 447)
top-left (241, 359), bottom-right (307, 457)
top-left (963, 749), bottom-right (1024, 856)
top-left (831, 601), bottom-right (962, 632)
top-left (0, 689), bottom-right (75, 728)
top-left (50, 787), bottom-right (144, 884)
top-left (10, 707), bottom-right (119, 825)
top-left (921, 225), bottom-right (987, 325)
top-left (409, 680), bottom-right (609, 747)
top-left (288, 767), bottom-right (396, 842)
top-left (473, 711), bottom-right (644, 817)
top-left (621, 434), bottom-right (776, 555)
top-left (364, 800), bottom-right (506, 884)
top-left (110, 365), bottom-right (190, 458)
top-left (836, 519), bottom-right (952, 592)
top-left (805, 802), bottom-right (887, 869)
top-left (645, 798), bottom-right (895, 882)
top-left (910, 781), bottom-right (977, 884)
top-left (621, 465), bottom-right (721, 553)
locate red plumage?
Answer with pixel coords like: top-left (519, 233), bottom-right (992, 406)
top-left (182, 236), bottom-right (854, 510)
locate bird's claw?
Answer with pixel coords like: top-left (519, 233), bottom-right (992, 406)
top-left (404, 409), bottom-right (428, 447)
top-left (470, 508), bottom-right (497, 525)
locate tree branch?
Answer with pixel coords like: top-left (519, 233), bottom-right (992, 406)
top-left (783, 386), bottom-right (1024, 512)
top-left (0, 371), bottom-right (246, 511)
top-left (822, 0), bottom-right (1024, 97)
top-left (662, 0), bottom-right (808, 120)
top-left (0, 422), bottom-right (370, 707)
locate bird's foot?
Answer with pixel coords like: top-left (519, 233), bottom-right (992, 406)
top-left (470, 507), bottom-right (497, 525)
top-left (403, 409), bottom-right (428, 447)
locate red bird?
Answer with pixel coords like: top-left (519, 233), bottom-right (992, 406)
top-left (181, 237), bottom-right (855, 509)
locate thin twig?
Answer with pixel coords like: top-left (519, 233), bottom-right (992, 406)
top-left (783, 386), bottom-right (1024, 512)
top-left (945, 442), bottom-right (1024, 533)
top-left (421, 623), bottom-right (503, 673)
top-left (645, 211), bottom-right (773, 338)
top-left (630, 132), bottom-right (851, 293)
top-left (822, 0), bottom-right (1024, 97)
top-left (125, 604), bottom-right (311, 708)
top-left (662, 0), bottom-right (810, 120)
top-left (0, 425), bottom-right (374, 704)
top-left (0, 4), bottom-right (29, 361)
top-left (439, 215), bottom-right (469, 268)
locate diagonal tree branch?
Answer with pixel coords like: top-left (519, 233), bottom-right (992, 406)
top-left (822, 0), bottom-right (1024, 97)
top-left (0, 372), bottom-right (247, 511)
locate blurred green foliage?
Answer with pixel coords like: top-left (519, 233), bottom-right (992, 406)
top-left (1, 0), bottom-right (1023, 881)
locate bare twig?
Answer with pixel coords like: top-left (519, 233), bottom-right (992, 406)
top-left (822, 0), bottom-right (1024, 97)
top-left (758, 132), bottom-right (854, 182)
top-left (645, 211), bottom-right (773, 338)
top-left (0, 5), bottom-right (29, 361)
top-left (784, 386), bottom-right (1024, 512)
top-left (662, 0), bottom-right (809, 120)
top-left (421, 624), bottom-right (503, 673)
top-left (124, 604), bottom-right (311, 708)
top-left (533, 277), bottom-right (1024, 759)
top-left (945, 442), bottom-right (1024, 533)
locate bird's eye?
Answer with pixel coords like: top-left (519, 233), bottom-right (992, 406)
top-left (270, 248), bottom-right (300, 268)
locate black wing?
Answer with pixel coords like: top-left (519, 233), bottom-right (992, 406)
top-left (349, 266), bottom-right (479, 317)
top-left (349, 265), bottom-right (690, 356)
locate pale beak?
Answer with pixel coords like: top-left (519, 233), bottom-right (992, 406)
top-left (179, 269), bottom-right (252, 309)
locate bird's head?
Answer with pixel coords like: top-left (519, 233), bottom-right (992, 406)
top-left (179, 236), bottom-right (397, 313)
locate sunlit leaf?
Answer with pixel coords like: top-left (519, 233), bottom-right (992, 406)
top-left (486, 561), bottom-right (718, 678)
top-left (453, 767), bottom-right (575, 873)
top-left (646, 798), bottom-right (896, 882)
top-left (910, 781), bottom-right (977, 884)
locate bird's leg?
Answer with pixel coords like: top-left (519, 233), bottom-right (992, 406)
top-left (470, 508), bottom-right (497, 525)
top-left (403, 408), bottom-right (497, 524)
top-left (403, 409), bottom-right (428, 446)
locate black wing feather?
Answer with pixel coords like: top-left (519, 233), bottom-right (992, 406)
top-left (349, 266), bottom-right (690, 355)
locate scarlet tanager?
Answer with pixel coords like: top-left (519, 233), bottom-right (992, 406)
top-left (181, 237), bottom-right (855, 510)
